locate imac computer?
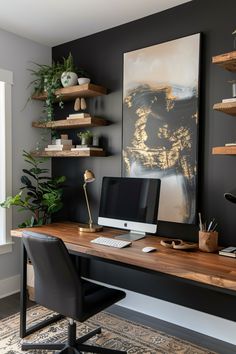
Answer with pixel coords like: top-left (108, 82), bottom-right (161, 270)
top-left (98, 177), bottom-right (161, 241)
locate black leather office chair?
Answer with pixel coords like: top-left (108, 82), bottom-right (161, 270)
top-left (22, 231), bottom-right (127, 353)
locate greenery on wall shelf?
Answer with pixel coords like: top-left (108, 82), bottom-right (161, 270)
top-left (77, 130), bottom-right (93, 145)
top-left (28, 61), bottom-right (63, 120)
top-left (0, 151), bottom-right (66, 227)
top-left (27, 53), bottom-right (90, 121)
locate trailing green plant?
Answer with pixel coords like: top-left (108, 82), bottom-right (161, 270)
top-left (27, 53), bottom-right (90, 120)
top-left (0, 151), bottom-right (66, 227)
top-left (28, 61), bottom-right (64, 120)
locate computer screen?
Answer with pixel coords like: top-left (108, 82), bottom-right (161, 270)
top-left (98, 177), bottom-right (161, 240)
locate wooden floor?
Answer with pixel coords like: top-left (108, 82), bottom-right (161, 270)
top-left (0, 293), bottom-right (235, 354)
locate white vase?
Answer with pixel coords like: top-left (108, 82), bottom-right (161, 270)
top-left (61, 71), bottom-right (78, 87)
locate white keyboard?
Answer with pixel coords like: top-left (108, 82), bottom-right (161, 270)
top-left (91, 236), bottom-right (132, 248)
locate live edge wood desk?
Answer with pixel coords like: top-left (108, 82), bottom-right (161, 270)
top-left (11, 221), bottom-right (236, 337)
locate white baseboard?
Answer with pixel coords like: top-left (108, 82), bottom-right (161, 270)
top-left (118, 290), bottom-right (236, 346)
top-left (0, 274), bottom-right (20, 299)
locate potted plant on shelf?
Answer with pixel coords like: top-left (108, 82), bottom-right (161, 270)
top-left (77, 130), bottom-right (93, 145)
top-left (60, 52), bottom-right (78, 87)
top-left (0, 151), bottom-right (66, 227)
top-left (228, 80), bottom-right (236, 98)
top-left (61, 52), bottom-right (91, 87)
top-left (28, 53), bottom-right (90, 121)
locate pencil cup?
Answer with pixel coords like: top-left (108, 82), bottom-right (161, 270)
top-left (198, 231), bottom-right (218, 252)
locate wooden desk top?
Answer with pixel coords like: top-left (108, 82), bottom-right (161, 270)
top-left (11, 221), bottom-right (236, 292)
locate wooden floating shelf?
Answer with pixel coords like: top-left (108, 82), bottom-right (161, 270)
top-left (213, 102), bottom-right (236, 115)
top-left (32, 83), bottom-right (107, 101)
top-left (212, 51), bottom-right (236, 71)
top-left (32, 117), bottom-right (108, 129)
top-left (31, 150), bottom-right (106, 158)
top-left (212, 146), bottom-right (236, 155)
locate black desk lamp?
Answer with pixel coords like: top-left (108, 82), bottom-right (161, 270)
top-left (79, 170), bottom-right (103, 232)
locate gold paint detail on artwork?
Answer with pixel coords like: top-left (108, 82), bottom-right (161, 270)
top-left (123, 85), bottom-right (196, 180)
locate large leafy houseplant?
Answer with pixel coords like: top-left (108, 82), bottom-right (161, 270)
top-left (0, 151), bottom-right (66, 227)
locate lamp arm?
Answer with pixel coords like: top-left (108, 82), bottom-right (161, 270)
top-left (83, 183), bottom-right (93, 227)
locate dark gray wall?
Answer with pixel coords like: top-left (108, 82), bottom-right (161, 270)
top-left (52, 0), bottom-right (236, 319)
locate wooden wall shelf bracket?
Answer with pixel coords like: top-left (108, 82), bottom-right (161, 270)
top-left (32, 83), bottom-right (107, 101)
top-left (213, 102), bottom-right (236, 116)
top-left (31, 150), bottom-right (106, 158)
top-left (212, 51), bottom-right (236, 71)
top-left (32, 117), bottom-right (108, 129)
top-left (212, 146), bottom-right (236, 155)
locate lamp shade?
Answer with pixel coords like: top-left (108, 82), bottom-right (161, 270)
top-left (224, 192), bottom-right (236, 204)
top-left (84, 170), bottom-right (95, 183)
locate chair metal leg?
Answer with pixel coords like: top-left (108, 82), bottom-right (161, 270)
top-left (20, 242), bottom-right (64, 338)
top-left (59, 346), bottom-right (81, 353)
top-left (59, 347), bottom-right (76, 354)
top-left (22, 342), bottom-right (65, 351)
top-left (68, 320), bottom-right (77, 347)
top-left (22, 318), bottom-right (126, 354)
top-left (76, 326), bottom-right (102, 344)
top-left (77, 343), bottom-right (127, 354)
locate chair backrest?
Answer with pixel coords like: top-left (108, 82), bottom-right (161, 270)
top-left (23, 231), bottom-right (82, 318)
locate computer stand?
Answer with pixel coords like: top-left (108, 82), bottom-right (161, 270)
top-left (115, 231), bottom-right (146, 241)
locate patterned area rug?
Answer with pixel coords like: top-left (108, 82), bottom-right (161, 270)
top-left (0, 305), bottom-right (216, 353)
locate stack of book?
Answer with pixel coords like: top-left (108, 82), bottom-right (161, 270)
top-left (225, 143), bottom-right (236, 146)
top-left (45, 134), bottom-right (75, 151)
top-left (67, 113), bottom-right (90, 120)
top-left (71, 145), bottom-right (103, 152)
top-left (222, 98), bottom-right (236, 103)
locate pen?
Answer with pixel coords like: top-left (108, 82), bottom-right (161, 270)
top-left (207, 218), bottom-right (215, 232)
top-left (211, 223), bottom-right (218, 232)
top-left (198, 212), bottom-right (203, 231)
top-left (203, 222), bottom-right (206, 232)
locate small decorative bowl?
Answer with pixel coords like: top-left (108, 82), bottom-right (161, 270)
top-left (78, 77), bottom-right (91, 85)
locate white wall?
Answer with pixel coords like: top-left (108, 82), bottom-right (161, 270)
top-left (86, 278), bottom-right (236, 345)
top-left (119, 290), bottom-right (236, 346)
top-left (0, 28), bottom-right (51, 287)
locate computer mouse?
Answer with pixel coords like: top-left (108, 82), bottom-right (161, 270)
top-left (142, 246), bottom-right (157, 253)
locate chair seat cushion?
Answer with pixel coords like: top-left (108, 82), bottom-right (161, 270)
top-left (79, 279), bottom-right (126, 322)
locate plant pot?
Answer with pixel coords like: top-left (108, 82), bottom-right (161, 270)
top-left (81, 136), bottom-right (92, 145)
top-left (61, 71), bottom-right (78, 87)
top-left (78, 77), bottom-right (90, 85)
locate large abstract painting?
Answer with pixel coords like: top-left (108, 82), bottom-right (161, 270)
top-left (122, 34), bottom-right (200, 224)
